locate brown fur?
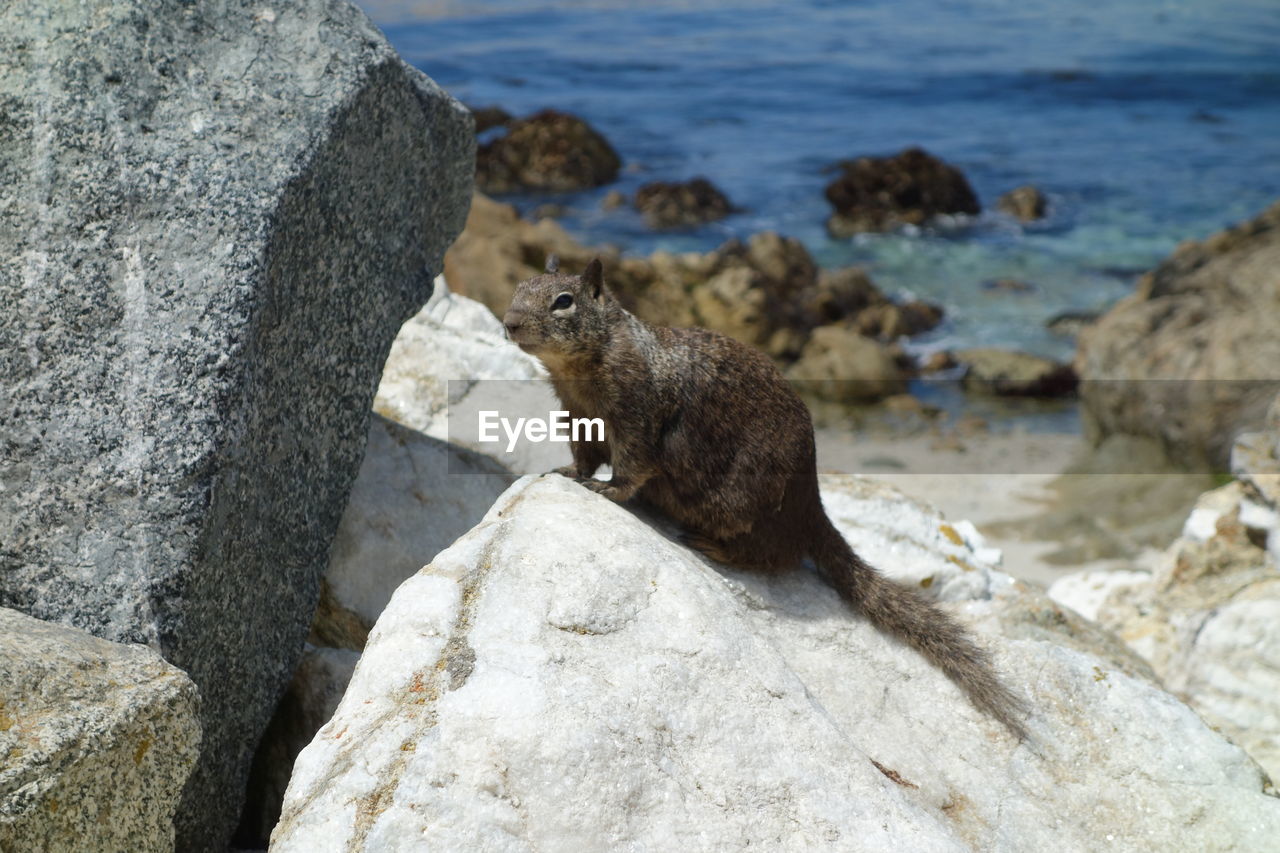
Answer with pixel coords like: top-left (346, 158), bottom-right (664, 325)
top-left (504, 257), bottom-right (1028, 738)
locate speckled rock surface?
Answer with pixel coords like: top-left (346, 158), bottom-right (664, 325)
top-left (0, 1), bottom-right (473, 849)
top-left (273, 475), bottom-right (1280, 852)
top-left (0, 608), bottom-right (200, 853)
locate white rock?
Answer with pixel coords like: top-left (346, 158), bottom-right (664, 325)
top-left (1240, 497), bottom-right (1279, 539)
top-left (1048, 569), bottom-right (1152, 622)
top-left (949, 519), bottom-right (1004, 567)
top-left (1054, 474), bottom-right (1280, 784)
top-left (375, 276), bottom-right (567, 474)
top-left (274, 475), bottom-right (1280, 852)
top-left (322, 414), bottom-right (515, 635)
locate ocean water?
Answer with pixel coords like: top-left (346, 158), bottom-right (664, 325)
top-left (362, 0), bottom-right (1280, 367)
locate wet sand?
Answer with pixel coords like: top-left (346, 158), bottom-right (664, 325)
top-left (815, 428), bottom-right (1213, 588)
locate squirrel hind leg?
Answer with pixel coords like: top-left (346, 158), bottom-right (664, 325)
top-left (680, 531), bottom-right (739, 566)
top-left (679, 529), bottom-right (793, 573)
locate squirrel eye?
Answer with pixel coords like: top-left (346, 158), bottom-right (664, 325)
top-left (552, 293), bottom-right (574, 311)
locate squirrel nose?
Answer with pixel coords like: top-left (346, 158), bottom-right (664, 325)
top-left (503, 311), bottom-right (525, 335)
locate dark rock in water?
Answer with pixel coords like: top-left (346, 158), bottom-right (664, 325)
top-left (634, 177), bottom-right (735, 228)
top-left (1046, 310), bottom-right (1100, 337)
top-left (853, 300), bottom-right (945, 340)
top-left (824, 147), bottom-right (981, 237)
top-left (0, 1), bottom-right (473, 850)
top-left (997, 185), bottom-right (1048, 222)
top-left (469, 104), bottom-right (513, 134)
top-left (1077, 200), bottom-right (1280, 467)
top-left (920, 350), bottom-right (958, 373)
top-left (477, 109), bottom-right (621, 193)
top-left (806, 267), bottom-right (886, 325)
top-left (443, 195), bottom-right (943, 365)
top-left (983, 278), bottom-right (1036, 293)
top-left (956, 348), bottom-right (1079, 397)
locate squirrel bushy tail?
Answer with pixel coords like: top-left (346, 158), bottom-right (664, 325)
top-left (813, 519), bottom-right (1029, 740)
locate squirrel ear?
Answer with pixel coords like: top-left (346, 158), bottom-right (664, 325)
top-left (582, 258), bottom-right (603, 298)
top-left (545, 253), bottom-right (560, 274)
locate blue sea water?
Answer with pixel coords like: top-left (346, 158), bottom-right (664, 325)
top-left (362, 0), bottom-right (1280, 367)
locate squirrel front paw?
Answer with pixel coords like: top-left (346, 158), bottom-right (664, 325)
top-left (551, 465), bottom-right (581, 479)
top-left (580, 478), bottom-right (624, 501)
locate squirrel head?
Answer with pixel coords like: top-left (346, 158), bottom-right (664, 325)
top-left (504, 257), bottom-right (620, 370)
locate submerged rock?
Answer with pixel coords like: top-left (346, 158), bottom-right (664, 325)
top-left (1077, 200), bottom-right (1280, 467)
top-left (0, 608), bottom-right (200, 852)
top-left (1045, 310), bottom-right (1099, 337)
top-left (0, 1), bottom-right (473, 847)
top-left (824, 147), bottom-right (981, 237)
top-left (982, 278), bottom-right (1036, 293)
top-left (274, 474), bottom-right (1280, 851)
top-left (476, 109), bottom-right (621, 193)
top-left (956, 348), bottom-right (1078, 398)
top-left (634, 177), bottom-right (735, 228)
top-left (997, 185), bottom-right (1048, 222)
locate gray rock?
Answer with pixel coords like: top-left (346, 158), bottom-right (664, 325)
top-left (0, 1), bottom-right (473, 849)
top-left (0, 608), bottom-right (200, 852)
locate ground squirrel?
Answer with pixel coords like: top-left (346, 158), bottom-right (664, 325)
top-left (503, 256), bottom-right (1027, 739)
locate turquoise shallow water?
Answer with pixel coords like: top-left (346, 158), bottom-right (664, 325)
top-left (362, 0), bottom-right (1280, 370)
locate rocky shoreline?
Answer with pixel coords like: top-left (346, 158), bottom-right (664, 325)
top-left (4, 2), bottom-right (1280, 851)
